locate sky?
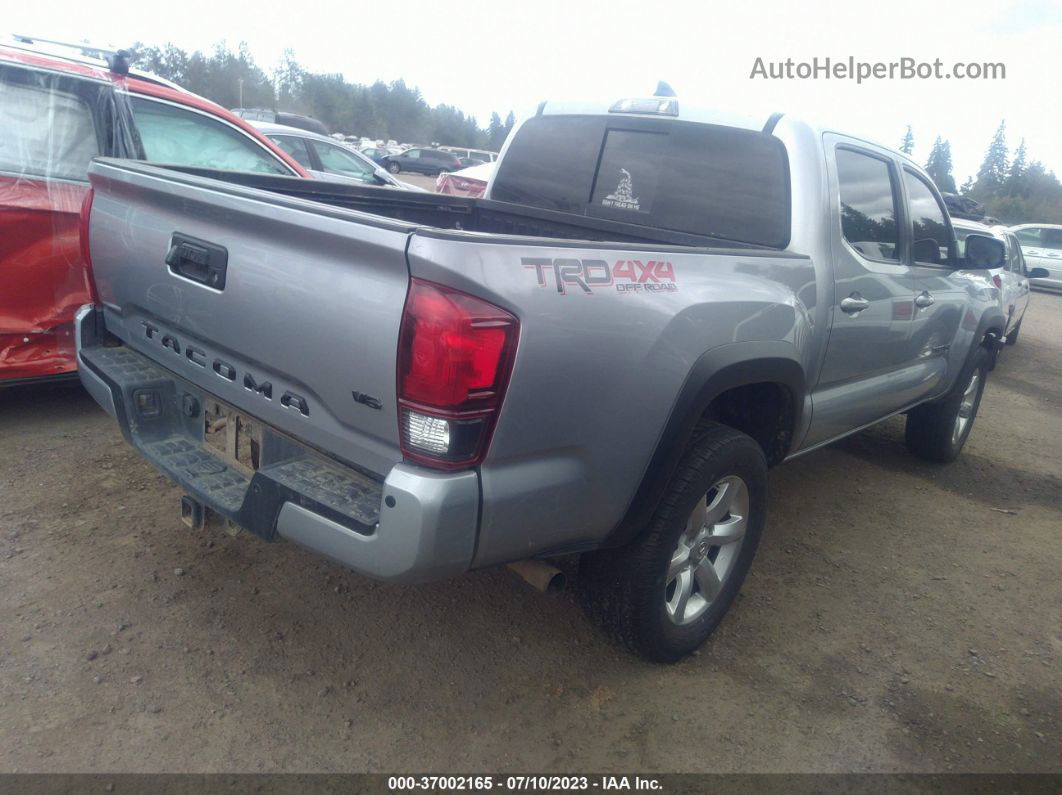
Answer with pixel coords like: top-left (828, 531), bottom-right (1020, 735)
top-left (9, 0), bottom-right (1062, 183)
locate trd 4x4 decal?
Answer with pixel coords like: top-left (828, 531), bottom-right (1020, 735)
top-left (523, 257), bottom-right (677, 295)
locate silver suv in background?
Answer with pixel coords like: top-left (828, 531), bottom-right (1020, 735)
top-left (953, 220), bottom-right (1038, 345)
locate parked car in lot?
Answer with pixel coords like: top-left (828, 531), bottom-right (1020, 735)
top-left (0, 36), bottom-right (307, 386)
top-left (230, 107), bottom-right (330, 136)
top-left (77, 96), bottom-right (1009, 662)
top-left (953, 220), bottom-right (1043, 345)
top-left (440, 146), bottom-right (497, 163)
top-left (252, 122), bottom-right (424, 191)
top-left (382, 147), bottom-right (462, 176)
top-left (359, 146), bottom-right (391, 165)
top-left (435, 160), bottom-right (494, 197)
top-left (1009, 224), bottom-right (1062, 291)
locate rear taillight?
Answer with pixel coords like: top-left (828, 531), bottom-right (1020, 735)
top-left (78, 187), bottom-right (99, 303)
top-left (397, 279), bottom-right (519, 469)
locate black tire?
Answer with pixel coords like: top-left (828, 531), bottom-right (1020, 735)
top-left (387, 162), bottom-right (401, 174)
top-left (905, 345), bottom-right (990, 463)
top-left (579, 422), bottom-right (767, 662)
top-left (1005, 319), bottom-right (1021, 346)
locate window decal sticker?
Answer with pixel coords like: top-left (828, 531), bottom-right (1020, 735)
top-left (602, 168), bottom-right (640, 211)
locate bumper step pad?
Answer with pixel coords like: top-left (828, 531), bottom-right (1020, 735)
top-left (79, 343), bottom-right (382, 539)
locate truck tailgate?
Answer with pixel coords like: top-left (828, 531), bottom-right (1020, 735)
top-left (85, 159), bottom-right (413, 476)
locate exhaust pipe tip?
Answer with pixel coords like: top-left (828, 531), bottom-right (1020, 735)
top-left (508, 559), bottom-right (566, 595)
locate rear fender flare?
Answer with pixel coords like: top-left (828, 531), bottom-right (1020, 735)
top-left (604, 342), bottom-right (805, 548)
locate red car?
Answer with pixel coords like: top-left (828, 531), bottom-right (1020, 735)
top-left (0, 37), bottom-right (309, 386)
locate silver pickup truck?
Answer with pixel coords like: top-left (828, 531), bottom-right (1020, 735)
top-left (76, 97), bottom-right (1009, 661)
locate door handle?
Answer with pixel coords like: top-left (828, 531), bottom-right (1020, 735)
top-left (165, 234), bottom-right (228, 290)
top-left (915, 291), bottom-right (934, 308)
top-left (840, 294), bottom-right (870, 314)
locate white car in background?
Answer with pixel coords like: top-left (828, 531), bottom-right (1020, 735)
top-left (953, 220), bottom-right (1038, 345)
top-left (251, 122), bottom-right (424, 191)
top-left (1009, 224), bottom-right (1062, 291)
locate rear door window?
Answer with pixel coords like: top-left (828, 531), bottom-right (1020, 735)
top-left (490, 115), bottom-right (790, 247)
top-left (0, 73), bottom-right (100, 182)
top-left (835, 148), bottom-right (899, 261)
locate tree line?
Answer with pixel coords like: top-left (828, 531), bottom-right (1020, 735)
top-left (900, 123), bottom-right (1062, 224)
top-left (131, 42), bottom-right (517, 150)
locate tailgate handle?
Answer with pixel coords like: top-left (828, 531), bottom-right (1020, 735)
top-left (166, 234), bottom-right (228, 290)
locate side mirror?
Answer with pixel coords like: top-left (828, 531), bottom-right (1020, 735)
top-left (913, 238), bottom-right (943, 263)
top-left (963, 234), bottom-right (1006, 269)
top-left (1027, 266), bottom-right (1049, 279)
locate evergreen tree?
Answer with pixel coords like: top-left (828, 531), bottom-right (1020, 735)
top-left (924, 137), bottom-right (957, 194)
top-left (900, 125), bottom-right (914, 155)
top-left (1006, 139), bottom-right (1027, 196)
top-left (974, 120), bottom-right (1009, 195)
top-left (487, 113), bottom-right (506, 150)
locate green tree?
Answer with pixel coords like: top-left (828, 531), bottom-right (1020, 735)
top-left (924, 137), bottom-right (956, 194)
top-left (974, 120), bottom-right (1009, 196)
top-left (128, 42), bottom-right (506, 148)
top-left (487, 112), bottom-right (506, 150)
top-left (1005, 139), bottom-right (1027, 196)
top-left (900, 125), bottom-right (914, 155)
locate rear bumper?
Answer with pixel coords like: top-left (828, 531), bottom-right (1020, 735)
top-left (74, 305), bottom-right (479, 583)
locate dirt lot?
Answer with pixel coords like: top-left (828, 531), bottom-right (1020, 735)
top-left (1, 293), bottom-right (1060, 774)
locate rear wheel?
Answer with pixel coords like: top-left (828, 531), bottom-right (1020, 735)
top-left (580, 422), bottom-right (767, 662)
top-left (387, 162), bottom-right (401, 174)
top-left (905, 345), bottom-right (989, 462)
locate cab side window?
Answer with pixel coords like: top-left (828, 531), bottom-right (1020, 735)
top-left (903, 170), bottom-right (951, 266)
top-left (836, 148), bottom-right (900, 262)
top-left (131, 97), bottom-right (290, 175)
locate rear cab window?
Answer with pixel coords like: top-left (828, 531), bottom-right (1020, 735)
top-left (490, 115), bottom-right (791, 248)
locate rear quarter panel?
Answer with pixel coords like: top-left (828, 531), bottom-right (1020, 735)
top-left (407, 232), bottom-right (817, 566)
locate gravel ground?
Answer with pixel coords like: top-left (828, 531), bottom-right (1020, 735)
top-left (1, 292), bottom-right (1060, 774)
